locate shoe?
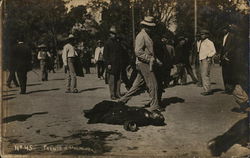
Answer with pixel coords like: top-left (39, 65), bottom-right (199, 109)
top-left (19, 91), bottom-right (26, 94)
top-left (197, 83), bottom-right (202, 87)
top-left (231, 107), bottom-right (246, 114)
top-left (201, 91), bottom-right (213, 96)
top-left (65, 89), bottom-right (71, 93)
top-left (180, 82), bottom-right (186, 86)
top-left (221, 91), bottom-right (232, 95)
top-left (6, 84), bottom-right (12, 88)
top-left (192, 80), bottom-right (198, 84)
top-left (144, 103), bottom-right (150, 108)
top-left (111, 96), bottom-right (118, 100)
top-left (117, 100), bottom-right (125, 105)
top-left (72, 89), bottom-right (78, 93)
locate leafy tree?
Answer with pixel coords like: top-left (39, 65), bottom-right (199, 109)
top-left (3, 0), bottom-right (71, 68)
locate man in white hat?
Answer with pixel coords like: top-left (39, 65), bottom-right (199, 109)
top-left (118, 16), bottom-right (162, 112)
top-left (62, 34), bottom-right (79, 93)
top-left (197, 29), bottom-right (216, 96)
top-left (94, 40), bottom-right (105, 79)
top-left (37, 44), bottom-right (51, 81)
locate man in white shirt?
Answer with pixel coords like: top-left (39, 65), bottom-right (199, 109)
top-left (37, 44), bottom-right (51, 81)
top-left (197, 29), bottom-right (216, 96)
top-left (62, 34), bottom-right (78, 93)
top-left (94, 40), bottom-right (105, 79)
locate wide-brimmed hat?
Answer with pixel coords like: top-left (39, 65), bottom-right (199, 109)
top-left (178, 36), bottom-right (185, 41)
top-left (228, 24), bottom-right (238, 32)
top-left (109, 26), bottom-right (117, 34)
top-left (68, 34), bottom-right (74, 39)
top-left (140, 16), bottom-right (156, 27)
top-left (200, 29), bottom-right (210, 35)
top-left (38, 44), bottom-right (46, 48)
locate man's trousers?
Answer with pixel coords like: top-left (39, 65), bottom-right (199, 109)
top-left (96, 61), bottom-right (105, 78)
top-left (66, 58), bottom-right (77, 91)
top-left (40, 60), bottom-right (48, 81)
top-left (16, 70), bottom-right (27, 93)
top-left (7, 69), bottom-right (19, 86)
top-left (108, 71), bottom-right (121, 98)
top-left (221, 62), bottom-right (234, 93)
top-left (119, 63), bottom-right (160, 111)
top-left (200, 59), bottom-right (211, 92)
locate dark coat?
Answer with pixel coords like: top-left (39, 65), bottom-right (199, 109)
top-left (174, 44), bottom-right (189, 64)
top-left (103, 37), bottom-right (124, 74)
top-left (231, 32), bottom-right (248, 91)
top-left (221, 33), bottom-right (237, 63)
top-left (11, 43), bottom-right (32, 72)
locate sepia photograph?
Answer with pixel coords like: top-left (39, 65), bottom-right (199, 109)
top-left (1, 0), bottom-right (249, 157)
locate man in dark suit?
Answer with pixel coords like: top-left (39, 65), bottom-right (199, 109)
top-left (220, 24), bottom-right (237, 94)
top-left (6, 44), bottom-right (20, 88)
top-left (103, 26), bottom-right (124, 100)
top-left (13, 39), bottom-right (32, 94)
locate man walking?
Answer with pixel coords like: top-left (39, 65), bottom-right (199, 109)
top-left (118, 16), bottom-right (161, 112)
top-left (6, 43), bottom-right (19, 88)
top-left (103, 26), bottom-right (123, 100)
top-left (197, 30), bottom-right (216, 96)
top-left (62, 34), bottom-right (79, 93)
top-left (37, 44), bottom-right (51, 81)
top-left (13, 39), bottom-right (32, 94)
top-left (94, 40), bottom-right (105, 79)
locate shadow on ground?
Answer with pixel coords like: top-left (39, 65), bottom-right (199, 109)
top-left (79, 87), bottom-right (105, 93)
top-left (2, 94), bottom-right (16, 97)
top-left (27, 83), bottom-right (42, 87)
top-left (2, 96), bottom-right (16, 101)
top-left (2, 112), bottom-right (48, 123)
top-left (84, 100), bottom-right (165, 131)
top-left (50, 78), bottom-right (65, 81)
top-left (2, 89), bottom-right (18, 93)
top-left (211, 88), bottom-right (224, 93)
top-left (26, 88), bottom-right (60, 94)
top-left (207, 117), bottom-right (249, 157)
top-left (161, 97), bottom-right (185, 108)
top-left (9, 130), bottom-right (124, 155)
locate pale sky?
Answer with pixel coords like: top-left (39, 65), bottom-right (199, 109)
top-left (65, 0), bottom-right (90, 10)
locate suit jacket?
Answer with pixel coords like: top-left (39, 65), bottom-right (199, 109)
top-left (103, 37), bottom-right (123, 74)
top-left (135, 29), bottom-right (154, 64)
top-left (221, 32), bottom-right (236, 62)
top-left (12, 43), bottom-right (32, 72)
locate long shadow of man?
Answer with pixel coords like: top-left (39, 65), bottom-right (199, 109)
top-left (207, 117), bottom-right (249, 157)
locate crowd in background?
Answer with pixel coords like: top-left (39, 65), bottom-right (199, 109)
top-left (6, 15), bottom-right (249, 114)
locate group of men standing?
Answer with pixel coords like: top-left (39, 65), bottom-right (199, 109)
top-left (101, 16), bottom-right (248, 114)
top-left (6, 15), bottom-right (248, 114)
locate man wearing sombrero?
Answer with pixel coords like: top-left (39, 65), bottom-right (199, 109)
top-left (62, 34), bottom-right (79, 93)
top-left (119, 16), bottom-right (161, 112)
top-left (37, 44), bottom-right (51, 81)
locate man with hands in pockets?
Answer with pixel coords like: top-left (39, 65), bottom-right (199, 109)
top-left (62, 34), bottom-right (79, 93)
top-left (197, 29), bottom-right (216, 96)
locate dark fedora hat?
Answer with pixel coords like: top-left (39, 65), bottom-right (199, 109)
top-left (200, 29), bottom-right (210, 35)
top-left (178, 36), bottom-right (185, 41)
